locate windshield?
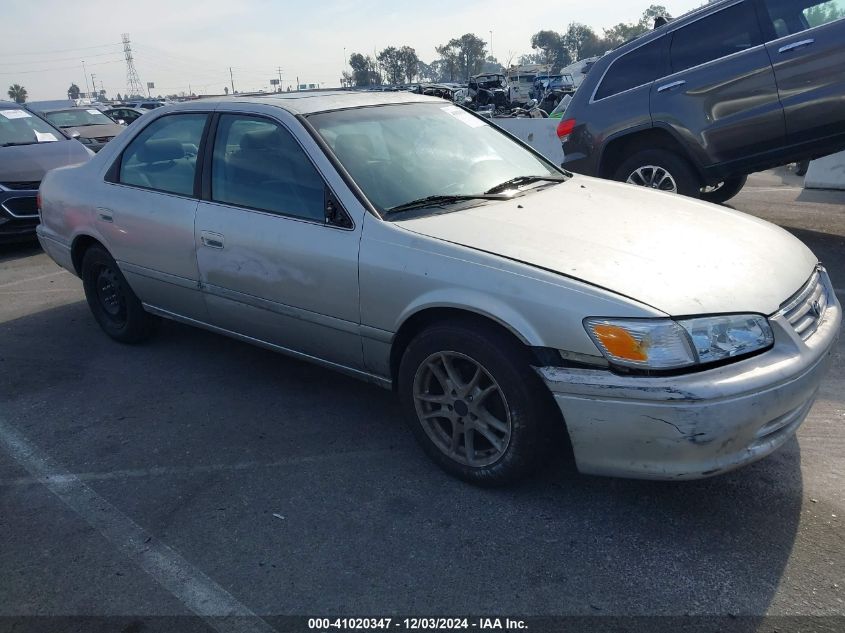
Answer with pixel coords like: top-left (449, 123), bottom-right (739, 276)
top-left (309, 103), bottom-right (561, 212)
top-left (0, 108), bottom-right (64, 146)
top-left (45, 108), bottom-right (114, 128)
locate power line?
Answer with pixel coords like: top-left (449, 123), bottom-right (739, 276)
top-left (0, 42), bottom-right (123, 57)
top-left (0, 59), bottom-right (123, 75)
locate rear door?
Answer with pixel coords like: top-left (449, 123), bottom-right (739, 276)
top-left (194, 108), bottom-right (364, 370)
top-left (758, 0), bottom-right (845, 143)
top-left (650, 0), bottom-right (785, 169)
top-left (102, 111), bottom-right (210, 320)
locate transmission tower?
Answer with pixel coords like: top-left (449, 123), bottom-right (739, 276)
top-left (122, 33), bottom-right (145, 98)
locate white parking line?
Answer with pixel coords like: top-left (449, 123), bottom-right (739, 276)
top-left (0, 417), bottom-right (277, 633)
top-left (0, 448), bottom-right (394, 488)
top-left (0, 270), bottom-right (69, 289)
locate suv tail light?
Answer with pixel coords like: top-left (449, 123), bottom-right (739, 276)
top-left (556, 118), bottom-right (576, 143)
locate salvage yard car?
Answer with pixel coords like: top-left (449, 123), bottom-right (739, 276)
top-left (40, 107), bottom-right (126, 152)
top-left (559, 0), bottom-right (845, 203)
top-left (0, 101), bottom-right (91, 242)
top-left (36, 92), bottom-right (841, 485)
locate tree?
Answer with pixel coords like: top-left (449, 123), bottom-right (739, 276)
top-left (603, 5), bottom-right (674, 47)
top-left (530, 30), bottom-right (571, 71)
top-left (436, 33), bottom-right (487, 81)
top-left (377, 46), bottom-right (404, 85)
top-left (805, 2), bottom-right (845, 26)
top-left (341, 71), bottom-right (353, 88)
top-left (7, 84), bottom-right (27, 104)
top-left (399, 46), bottom-right (419, 83)
top-left (67, 83), bottom-right (81, 99)
top-left (563, 23), bottom-right (604, 62)
top-left (349, 52), bottom-right (381, 86)
top-left (116, 92), bottom-right (123, 101)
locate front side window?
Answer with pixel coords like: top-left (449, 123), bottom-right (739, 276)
top-left (118, 114), bottom-right (207, 196)
top-left (669, 2), bottom-right (762, 74)
top-left (308, 103), bottom-right (559, 212)
top-left (594, 38), bottom-right (666, 100)
top-left (763, 0), bottom-right (845, 37)
top-left (210, 115), bottom-right (326, 222)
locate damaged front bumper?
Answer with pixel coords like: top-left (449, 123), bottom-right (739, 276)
top-left (538, 282), bottom-right (842, 480)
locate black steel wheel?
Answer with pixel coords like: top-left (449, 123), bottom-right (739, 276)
top-left (81, 245), bottom-right (154, 343)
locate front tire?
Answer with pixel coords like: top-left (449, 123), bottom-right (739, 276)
top-left (398, 321), bottom-right (556, 486)
top-left (613, 149), bottom-right (702, 198)
top-left (81, 245), bottom-right (154, 343)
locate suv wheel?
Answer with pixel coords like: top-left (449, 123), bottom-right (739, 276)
top-left (81, 245), bottom-right (155, 343)
top-left (398, 321), bottom-right (556, 486)
top-left (613, 149), bottom-right (701, 198)
top-left (700, 175), bottom-right (747, 204)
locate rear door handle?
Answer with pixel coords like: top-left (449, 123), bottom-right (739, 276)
top-left (657, 80), bottom-right (686, 93)
top-left (779, 39), bottom-right (814, 53)
top-left (200, 231), bottom-right (225, 249)
top-left (96, 207), bottom-right (114, 223)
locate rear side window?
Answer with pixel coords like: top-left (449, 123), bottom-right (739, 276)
top-left (763, 0), bottom-right (845, 37)
top-left (119, 114), bottom-right (207, 196)
top-left (210, 114), bottom-right (326, 222)
top-left (670, 2), bottom-right (762, 74)
top-left (594, 38), bottom-right (666, 101)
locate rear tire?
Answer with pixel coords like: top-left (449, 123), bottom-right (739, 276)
top-left (700, 175), bottom-right (747, 204)
top-left (81, 245), bottom-right (154, 343)
top-left (613, 149), bottom-right (702, 198)
top-left (397, 321), bottom-right (558, 486)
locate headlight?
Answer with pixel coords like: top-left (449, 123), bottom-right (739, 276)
top-left (584, 314), bottom-right (773, 371)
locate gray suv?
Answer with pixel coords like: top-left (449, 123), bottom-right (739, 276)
top-left (0, 101), bottom-right (91, 242)
top-left (559, 0), bottom-right (845, 202)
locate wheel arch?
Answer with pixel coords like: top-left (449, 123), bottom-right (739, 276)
top-left (598, 126), bottom-right (705, 182)
top-left (389, 305), bottom-right (540, 390)
top-left (70, 234), bottom-right (107, 276)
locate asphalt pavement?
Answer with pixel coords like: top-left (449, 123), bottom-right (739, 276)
top-left (0, 167), bottom-right (843, 632)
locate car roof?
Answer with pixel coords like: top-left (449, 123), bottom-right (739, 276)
top-left (189, 90), bottom-right (443, 115)
top-left (0, 100), bottom-right (26, 109)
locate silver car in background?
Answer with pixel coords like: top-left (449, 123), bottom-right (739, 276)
top-left (36, 93), bottom-right (841, 485)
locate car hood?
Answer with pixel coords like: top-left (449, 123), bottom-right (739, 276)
top-left (0, 140), bottom-right (92, 183)
top-left (394, 176), bottom-right (818, 316)
top-left (64, 123), bottom-right (124, 139)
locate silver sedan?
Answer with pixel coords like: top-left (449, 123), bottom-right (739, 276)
top-left (36, 92), bottom-right (841, 485)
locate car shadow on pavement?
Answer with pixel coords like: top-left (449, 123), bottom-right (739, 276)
top-left (0, 239), bottom-right (41, 264)
top-left (0, 301), bottom-right (804, 623)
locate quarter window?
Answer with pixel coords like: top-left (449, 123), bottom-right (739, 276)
top-left (594, 38), bottom-right (666, 101)
top-left (763, 0), bottom-right (845, 37)
top-left (669, 2), bottom-right (762, 74)
top-left (119, 114), bottom-right (207, 196)
top-left (210, 115), bottom-right (326, 222)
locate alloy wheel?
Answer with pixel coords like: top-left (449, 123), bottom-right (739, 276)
top-left (412, 351), bottom-right (512, 467)
top-left (626, 165), bottom-right (678, 193)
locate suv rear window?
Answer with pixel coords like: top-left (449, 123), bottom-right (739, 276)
top-left (670, 2), bottom-right (762, 74)
top-left (763, 0), bottom-right (845, 37)
top-left (594, 38), bottom-right (666, 101)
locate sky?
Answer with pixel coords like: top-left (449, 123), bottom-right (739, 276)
top-left (2, 0), bottom-right (702, 101)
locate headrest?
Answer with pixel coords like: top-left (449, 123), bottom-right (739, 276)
top-left (138, 139), bottom-right (184, 163)
top-left (240, 129), bottom-right (281, 150)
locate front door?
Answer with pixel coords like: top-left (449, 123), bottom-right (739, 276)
top-left (650, 0), bottom-right (785, 168)
top-left (194, 112), bottom-right (363, 370)
top-left (759, 0), bottom-right (845, 144)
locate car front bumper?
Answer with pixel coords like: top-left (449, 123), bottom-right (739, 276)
top-left (538, 272), bottom-right (842, 480)
top-left (0, 189), bottom-right (39, 241)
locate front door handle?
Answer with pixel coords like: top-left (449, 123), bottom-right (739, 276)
top-left (96, 207), bottom-right (114, 223)
top-left (657, 80), bottom-right (686, 93)
top-left (779, 39), bottom-right (814, 54)
top-left (200, 231), bottom-right (225, 249)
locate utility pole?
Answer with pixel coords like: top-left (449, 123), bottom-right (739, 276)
top-left (490, 30), bottom-right (494, 60)
top-left (82, 60), bottom-right (90, 99)
top-left (229, 67), bottom-right (235, 94)
top-left (276, 67), bottom-right (283, 92)
top-left (91, 73), bottom-right (97, 99)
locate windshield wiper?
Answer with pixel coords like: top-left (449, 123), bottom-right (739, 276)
top-left (71, 123), bottom-right (102, 127)
top-left (1, 141), bottom-right (39, 147)
top-left (386, 193), bottom-right (509, 214)
top-left (484, 174), bottom-right (568, 195)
